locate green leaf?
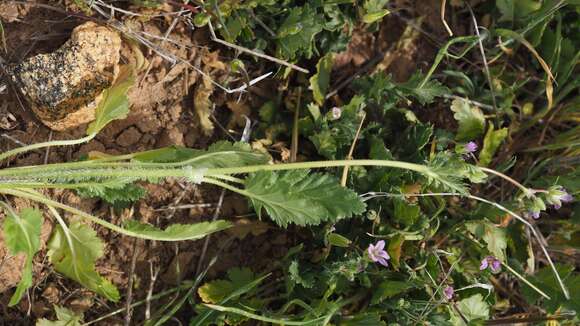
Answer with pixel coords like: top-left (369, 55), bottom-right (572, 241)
top-left (124, 220), bottom-right (232, 241)
top-left (341, 312), bottom-right (386, 326)
top-left (362, 0), bottom-right (390, 24)
top-left (309, 129), bottom-right (338, 159)
top-left (244, 170), bottom-right (366, 227)
top-left (371, 280), bottom-right (415, 304)
top-left (450, 98), bottom-right (486, 141)
top-left (309, 53), bottom-right (334, 106)
top-left (36, 306), bottom-right (84, 326)
top-left (76, 182), bottom-right (146, 206)
top-left (198, 267), bottom-right (256, 304)
top-left (288, 260), bottom-right (315, 289)
top-left (520, 264), bottom-right (579, 313)
top-left (401, 73), bottom-right (449, 105)
top-left (2, 207), bottom-right (42, 306)
top-left (86, 65), bottom-right (134, 135)
top-left (276, 5), bottom-right (324, 59)
top-left (133, 141), bottom-right (269, 168)
top-left (449, 294), bottom-right (490, 326)
top-left (393, 198), bottom-right (420, 227)
top-left (496, 0), bottom-right (541, 23)
top-left (478, 126), bottom-right (508, 167)
top-left (47, 222), bottom-right (120, 301)
top-left (466, 221), bottom-right (508, 260)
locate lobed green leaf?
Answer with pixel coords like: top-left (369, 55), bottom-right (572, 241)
top-left (2, 207), bottom-right (42, 306)
top-left (244, 170), bottom-right (366, 227)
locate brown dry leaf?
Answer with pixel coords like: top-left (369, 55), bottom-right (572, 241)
top-left (162, 252), bottom-right (195, 285)
top-left (202, 50), bottom-right (227, 71)
top-left (226, 101), bottom-right (251, 128)
top-left (402, 183), bottom-right (422, 203)
top-left (194, 77), bottom-right (215, 136)
top-left (227, 218), bottom-right (270, 240)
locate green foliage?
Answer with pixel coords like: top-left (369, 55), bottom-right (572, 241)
top-left (124, 220), bottom-right (232, 241)
top-left (450, 98), bottom-right (486, 141)
top-left (244, 170), bottom-right (366, 227)
top-left (198, 268), bottom-right (257, 304)
top-left (133, 141), bottom-right (269, 167)
top-left (466, 221), bottom-right (508, 260)
top-left (362, 0), bottom-right (390, 24)
top-left (76, 182), bottom-right (146, 206)
top-left (479, 126), bottom-right (508, 167)
top-left (36, 306), bottom-right (83, 326)
top-left (449, 294), bottom-right (490, 325)
top-left (309, 53), bottom-right (334, 105)
top-left (86, 66), bottom-right (134, 135)
top-left (276, 4), bottom-right (324, 60)
top-left (521, 265), bottom-right (580, 313)
top-left (2, 206), bottom-right (42, 306)
top-left (47, 222), bottom-right (120, 302)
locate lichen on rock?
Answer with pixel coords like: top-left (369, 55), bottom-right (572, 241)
top-left (7, 22), bottom-right (122, 131)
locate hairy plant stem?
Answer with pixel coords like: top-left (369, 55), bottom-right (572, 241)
top-left (0, 134), bottom-right (96, 162)
top-left (0, 159), bottom-right (433, 186)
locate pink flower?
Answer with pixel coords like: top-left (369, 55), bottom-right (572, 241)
top-left (367, 240), bottom-right (390, 267)
top-left (480, 256), bottom-right (501, 273)
top-left (465, 141), bottom-right (478, 153)
top-left (443, 286), bottom-right (454, 300)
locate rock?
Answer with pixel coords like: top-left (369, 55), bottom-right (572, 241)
top-left (7, 22), bottom-right (122, 131)
top-left (116, 126), bottom-right (142, 147)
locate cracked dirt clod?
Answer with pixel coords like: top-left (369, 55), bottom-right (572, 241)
top-left (7, 22), bottom-right (122, 131)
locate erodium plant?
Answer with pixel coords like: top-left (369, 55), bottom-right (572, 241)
top-left (0, 63), bottom-right (570, 310)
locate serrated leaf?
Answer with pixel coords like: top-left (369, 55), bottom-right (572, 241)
top-left (466, 221), bottom-right (507, 260)
top-left (478, 126), bottom-right (508, 167)
top-left (76, 182), bottom-right (146, 206)
top-left (371, 280), bottom-right (415, 304)
top-left (48, 222), bottom-right (120, 301)
top-left (244, 170), bottom-right (366, 227)
top-left (309, 53), bottom-right (334, 106)
top-left (2, 207), bottom-right (42, 306)
top-left (309, 129), bottom-right (338, 159)
top-left (133, 141), bottom-right (269, 168)
top-left (449, 294), bottom-right (490, 326)
top-left (450, 98), bottom-right (486, 141)
top-left (276, 5), bottom-right (324, 59)
top-left (520, 264), bottom-right (579, 313)
top-left (289, 260), bottom-right (315, 289)
top-left (86, 65), bottom-right (134, 135)
top-left (36, 306), bottom-right (83, 326)
top-left (401, 74), bottom-right (449, 105)
top-left (124, 220), bottom-right (232, 241)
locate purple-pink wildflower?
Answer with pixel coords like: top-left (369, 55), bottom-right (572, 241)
top-left (480, 256), bottom-right (501, 273)
top-left (443, 286), bottom-right (454, 300)
top-left (553, 190), bottom-right (573, 209)
top-left (367, 240), bottom-right (390, 267)
top-left (465, 141), bottom-right (478, 153)
top-left (528, 210), bottom-right (541, 220)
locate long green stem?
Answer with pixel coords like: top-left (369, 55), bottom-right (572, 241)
top-left (0, 134), bottom-right (95, 162)
top-left (0, 159), bottom-right (433, 188)
top-left (0, 188), bottom-right (194, 241)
